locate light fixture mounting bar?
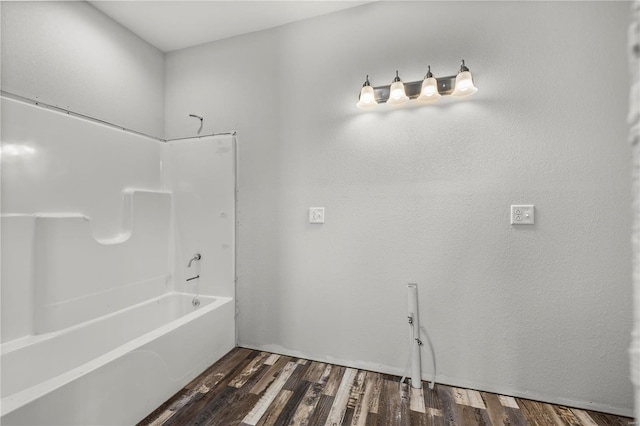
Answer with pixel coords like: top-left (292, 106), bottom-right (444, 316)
top-left (371, 75), bottom-right (456, 104)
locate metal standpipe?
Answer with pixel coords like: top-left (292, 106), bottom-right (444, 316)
top-left (408, 283), bottom-right (422, 389)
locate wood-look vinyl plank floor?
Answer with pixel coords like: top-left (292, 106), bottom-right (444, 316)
top-left (138, 348), bottom-right (632, 426)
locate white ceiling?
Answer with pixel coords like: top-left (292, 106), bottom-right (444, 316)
top-left (90, 1), bottom-right (373, 53)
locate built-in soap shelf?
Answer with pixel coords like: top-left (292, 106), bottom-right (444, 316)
top-left (105, 188), bottom-right (173, 244)
top-left (0, 189), bottom-right (173, 244)
top-left (1, 190), bottom-right (174, 339)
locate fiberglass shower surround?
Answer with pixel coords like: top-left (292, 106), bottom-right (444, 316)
top-left (0, 93), bottom-right (237, 425)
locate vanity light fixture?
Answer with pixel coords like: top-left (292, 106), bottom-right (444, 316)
top-left (416, 66), bottom-right (441, 103)
top-left (451, 60), bottom-right (478, 97)
top-left (356, 59), bottom-right (477, 109)
top-left (356, 75), bottom-right (378, 109)
top-left (387, 71), bottom-right (409, 106)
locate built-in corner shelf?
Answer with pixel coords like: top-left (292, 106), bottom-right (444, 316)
top-left (1, 190), bottom-right (173, 340)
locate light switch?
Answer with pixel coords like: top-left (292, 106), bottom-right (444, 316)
top-left (511, 205), bottom-right (534, 225)
top-left (309, 207), bottom-right (325, 224)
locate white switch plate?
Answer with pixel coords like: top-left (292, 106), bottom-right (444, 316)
top-left (511, 205), bottom-right (534, 225)
top-left (309, 207), bottom-right (325, 224)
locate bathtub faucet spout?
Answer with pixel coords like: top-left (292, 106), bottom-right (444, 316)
top-left (187, 253), bottom-right (201, 267)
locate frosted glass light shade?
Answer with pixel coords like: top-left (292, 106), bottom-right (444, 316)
top-left (387, 80), bottom-right (409, 106)
top-left (356, 85), bottom-right (378, 109)
top-left (451, 71), bottom-right (478, 97)
top-left (416, 77), bottom-right (441, 103)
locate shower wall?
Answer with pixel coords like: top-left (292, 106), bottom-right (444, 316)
top-left (1, 1), bottom-right (167, 335)
top-left (165, 1), bottom-right (633, 416)
top-left (0, 96), bottom-right (169, 341)
top-left (0, 97), bottom-right (164, 239)
top-left (1, 1), bottom-right (236, 342)
top-left (161, 137), bottom-right (237, 298)
top-left (0, 92), bottom-right (237, 423)
top-left (0, 101), bottom-right (236, 344)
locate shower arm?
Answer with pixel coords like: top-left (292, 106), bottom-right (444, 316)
top-left (189, 114), bottom-right (203, 123)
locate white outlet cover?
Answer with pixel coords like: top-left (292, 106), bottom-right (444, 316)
top-left (511, 205), bottom-right (534, 225)
top-left (309, 207), bottom-right (325, 224)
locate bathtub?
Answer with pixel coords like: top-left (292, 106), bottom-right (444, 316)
top-left (0, 292), bottom-right (235, 426)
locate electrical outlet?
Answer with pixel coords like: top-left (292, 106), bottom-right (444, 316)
top-left (511, 205), bottom-right (534, 225)
top-left (309, 207), bottom-right (325, 224)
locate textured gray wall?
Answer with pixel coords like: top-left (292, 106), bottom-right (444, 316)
top-left (1, 1), bottom-right (165, 137)
top-left (166, 1), bottom-right (633, 415)
top-left (630, 0), bottom-right (640, 420)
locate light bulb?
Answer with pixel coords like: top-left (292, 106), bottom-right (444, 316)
top-left (416, 66), bottom-right (441, 103)
top-left (451, 60), bottom-right (477, 97)
top-left (356, 76), bottom-right (378, 109)
top-left (387, 71), bottom-right (409, 106)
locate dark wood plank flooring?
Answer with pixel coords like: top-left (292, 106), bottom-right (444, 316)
top-left (137, 348), bottom-right (632, 426)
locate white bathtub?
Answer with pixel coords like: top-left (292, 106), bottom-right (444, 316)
top-left (0, 292), bottom-right (235, 426)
